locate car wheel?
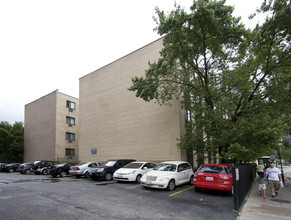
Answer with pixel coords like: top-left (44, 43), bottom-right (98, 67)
top-left (104, 172), bottom-right (113, 181)
top-left (136, 174), bottom-right (142, 183)
top-left (167, 179), bottom-right (175, 191)
top-left (84, 172), bottom-right (90, 178)
top-left (8, 168), bottom-right (14, 173)
top-left (189, 175), bottom-right (194, 185)
top-left (25, 169), bottom-right (31, 175)
top-left (42, 169), bottom-right (48, 175)
top-left (60, 171), bottom-right (67, 178)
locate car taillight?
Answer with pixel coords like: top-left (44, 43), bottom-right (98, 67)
top-left (77, 167), bottom-right (80, 170)
top-left (53, 166), bottom-right (56, 170)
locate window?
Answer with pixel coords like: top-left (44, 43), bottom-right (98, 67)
top-left (65, 148), bottom-right (75, 156)
top-left (66, 132), bottom-right (75, 141)
top-left (66, 100), bottom-right (76, 110)
top-left (66, 116), bottom-right (75, 126)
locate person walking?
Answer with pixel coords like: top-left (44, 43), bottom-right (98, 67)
top-left (257, 161), bottom-right (265, 176)
top-left (265, 162), bottom-right (282, 198)
top-left (258, 173), bottom-right (266, 199)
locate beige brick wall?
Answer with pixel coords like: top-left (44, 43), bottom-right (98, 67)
top-left (24, 90), bottom-right (79, 163)
top-left (55, 93), bottom-right (79, 163)
top-left (24, 90), bottom-right (57, 162)
top-left (79, 38), bottom-right (185, 163)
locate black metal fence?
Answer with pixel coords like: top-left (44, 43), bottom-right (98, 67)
top-left (232, 164), bottom-right (256, 211)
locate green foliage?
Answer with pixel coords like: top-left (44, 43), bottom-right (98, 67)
top-left (281, 147), bottom-right (291, 163)
top-left (0, 121), bottom-right (24, 162)
top-left (129, 0), bottom-right (291, 162)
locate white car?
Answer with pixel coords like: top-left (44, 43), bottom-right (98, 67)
top-left (69, 162), bottom-right (100, 178)
top-left (140, 161), bottom-right (194, 191)
top-left (113, 161), bottom-right (157, 183)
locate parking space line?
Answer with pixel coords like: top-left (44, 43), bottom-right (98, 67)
top-left (125, 184), bottom-right (142, 189)
top-left (169, 186), bottom-right (194, 197)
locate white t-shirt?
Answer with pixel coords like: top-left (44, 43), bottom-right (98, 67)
top-left (266, 167), bottom-right (281, 181)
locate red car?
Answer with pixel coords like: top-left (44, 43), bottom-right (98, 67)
top-left (193, 164), bottom-right (233, 195)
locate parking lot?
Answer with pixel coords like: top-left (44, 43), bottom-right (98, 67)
top-left (0, 173), bottom-right (236, 220)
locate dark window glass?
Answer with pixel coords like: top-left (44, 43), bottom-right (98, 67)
top-left (66, 116), bottom-right (75, 125)
top-left (66, 101), bottom-right (76, 110)
top-left (197, 166), bottom-right (227, 174)
top-left (66, 132), bottom-right (75, 141)
top-left (65, 148), bottom-right (75, 156)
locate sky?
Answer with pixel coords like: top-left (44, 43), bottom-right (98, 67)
top-left (0, 0), bottom-right (265, 124)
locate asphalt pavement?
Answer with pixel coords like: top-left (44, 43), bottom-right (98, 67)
top-left (238, 166), bottom-right (291, 220)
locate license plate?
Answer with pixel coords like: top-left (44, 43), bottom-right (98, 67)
top-left (145, 181), bottom-right (152, 186)
top-left (206, 177), bottom-right (213, 181)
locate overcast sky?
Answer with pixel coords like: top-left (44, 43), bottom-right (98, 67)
top-left (0, 0), bottom-right (265, 124)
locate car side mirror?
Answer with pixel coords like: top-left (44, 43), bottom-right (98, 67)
top-left (143, 167), bottom-right (148, 170)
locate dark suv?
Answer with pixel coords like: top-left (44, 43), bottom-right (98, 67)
top-left (89, 159), bottom-right (135, 181)
top-left (32, 160), bottom-right (58, 175)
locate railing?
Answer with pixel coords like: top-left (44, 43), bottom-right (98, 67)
top-left (232, 164), bottom-right (256, 211)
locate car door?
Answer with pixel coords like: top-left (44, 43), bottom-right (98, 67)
top-left (177, 163), bottom-right (191, 185)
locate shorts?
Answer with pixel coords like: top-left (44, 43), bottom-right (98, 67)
top-left (268, 180), bottom-right (280, 191)
top-left (258, 184), bottom-right (266, 190)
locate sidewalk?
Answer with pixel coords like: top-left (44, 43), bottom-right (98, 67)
top-left (238, 173), bottom-right (291, 220)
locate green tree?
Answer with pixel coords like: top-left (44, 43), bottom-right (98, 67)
top-left (0, 121), bottom-right (24, 162)
top-left (129, 0), bottom-right (291, 163)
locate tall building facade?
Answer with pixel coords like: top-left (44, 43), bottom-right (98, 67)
top-left (79, 38), bottom-right (187, 163)
top-left (24, 90), bottom-right (79, 163)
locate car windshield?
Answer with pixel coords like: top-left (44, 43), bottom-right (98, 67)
top-left (153, 163), bottom-right (176, 171)
top-left (101, 161), bottom-right (116, 167)
top-left (123, 163), bottom-right (143, 169)
top-left (58, 163), bottom-right (66, 166)
top-left (76, 162), bottom-right (87, 166)
top-left (197, 166), bottom-right (227, 174)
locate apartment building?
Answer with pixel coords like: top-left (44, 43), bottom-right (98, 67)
top-left (24, 90), bottom-right (79, 163)
top-left (79, 38), bottom-right (188, 163)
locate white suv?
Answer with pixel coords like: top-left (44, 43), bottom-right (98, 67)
top-left (140, 161), bottom-right (194, 191)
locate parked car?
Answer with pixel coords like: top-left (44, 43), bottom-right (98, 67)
top-left (18, 162), bottom-right (34, 174)
top-left (113, 161), bottom-right (157, 183)
top-left (89, 159), bottom-right (135, 181)
top-left (32, 160), bottom-right (59, 175)
top-left (2, 163), bottom-right (21, 173)
top-left (69, 162), bottom-right (100, 178)
top-left (193, 164), bottom-right (233, 195)
top-left (0, 163), bottom-right (7, 172)
top-left (140, 161), bottom-right (194, 191)
top-left (50, 163), bottom-right (77, 177)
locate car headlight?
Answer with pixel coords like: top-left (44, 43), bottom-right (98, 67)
top-left (159, 177), bottom-right (170, 182)
top-left (97, 168), bottom-right (104, 172)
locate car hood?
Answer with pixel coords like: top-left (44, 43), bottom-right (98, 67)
top-left (115, 168), bottom-right (138, 173)
top-left (145, 170), bottom-right (174, 177)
